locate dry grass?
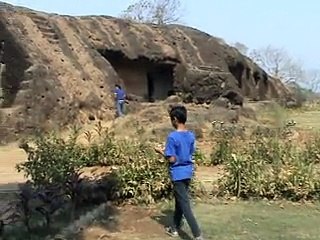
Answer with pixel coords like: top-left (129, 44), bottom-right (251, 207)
top-left (289, 110), bottom-right (320, 131)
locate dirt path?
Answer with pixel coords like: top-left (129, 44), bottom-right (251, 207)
top-left (81, 206), bottom-right (174, 240)
top-left (0, 143), bottom-right (26, 191)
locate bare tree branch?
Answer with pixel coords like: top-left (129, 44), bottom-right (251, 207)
top-left (305, 69), bottom-right (320, 92)
top-left (250, 45), bottom-right (304, 83)
top-left (120, 0), bottom-right (183, 25)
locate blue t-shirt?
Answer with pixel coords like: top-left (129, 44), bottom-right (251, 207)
top-left (164, 130), bottom-right (195, 181)
top-left (114, 88), bottom-right (126, 101)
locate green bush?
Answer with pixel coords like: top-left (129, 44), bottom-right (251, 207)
top-left (114, 141), bottom-right (172, 204)
top-left (16, 128), bottom-right (174, 205)
top-left (218, 135), bottom-right (320, 201)
top-left (301, 135), bottom-right (320, 164)
top-left (210, 122), bottom-right (239, 166)
top-left (17, 133), bottom-right (86, 186)
top-left (219, 153), bottom-right (267, 198)
top-left (248, 137), bottom-right (293, 164)
top-left (210, 138), bottom-right (233, 165)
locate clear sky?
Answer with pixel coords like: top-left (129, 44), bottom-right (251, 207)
top-left (2, 0), bottom-right (320, 69)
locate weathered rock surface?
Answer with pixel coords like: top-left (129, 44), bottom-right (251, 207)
top-left (0, 2), bottom-right (293, 140)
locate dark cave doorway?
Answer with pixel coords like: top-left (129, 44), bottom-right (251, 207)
top-left (99, 49), bottom-right (175, 102)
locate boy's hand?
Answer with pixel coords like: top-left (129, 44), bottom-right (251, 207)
top-left (154, 147), bottom-right (164, 156)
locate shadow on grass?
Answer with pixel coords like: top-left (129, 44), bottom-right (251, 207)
top-left (151, 209), bottom-right (193, 240)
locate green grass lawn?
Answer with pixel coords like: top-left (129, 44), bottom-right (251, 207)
top-left (152, 201), bottom-right (320, 240)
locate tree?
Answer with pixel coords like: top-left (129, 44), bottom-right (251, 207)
top-left (249, 45), bottom-right (304, 84)
top-left (305, 69), bottom-right (320, 92)
top-left (120, 0), bottom-right (183, 25)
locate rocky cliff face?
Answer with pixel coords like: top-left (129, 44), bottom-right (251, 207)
top-left (0, 2), bottom-right (292, 140)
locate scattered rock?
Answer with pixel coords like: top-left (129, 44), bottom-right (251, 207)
top-left (286, 100), bottom-right (298, 108)
top-left (213, 97), bottom-right (230, 108)
top-left (221, 90), bottom-right (244, 106)
top-left (165, 95), bottom-right (182, 104)
top-left (210, 106), bottom-right (240, 123)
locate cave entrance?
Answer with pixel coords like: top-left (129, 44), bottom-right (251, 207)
top-left (99, 49), bottom-right (175, 101)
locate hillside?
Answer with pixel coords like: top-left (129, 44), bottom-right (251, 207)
top-left (0, 2), bottom-right (292, 141)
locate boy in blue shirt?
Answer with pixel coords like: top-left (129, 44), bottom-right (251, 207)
top-left (114, 84), bottom-right (126, 117)
top-left (155, 105), bottom-right (203, 240)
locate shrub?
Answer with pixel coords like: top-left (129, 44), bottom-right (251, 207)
top-left (210, 137), bottom-right (233, 166)
top-left (218, 136), bottom-right (320, 201)
top-left (219, 153), bottom-right (266, 198)
top-left (113, 141), bottom-right (172, 204)
top-left (210, 122), bottom-right (243, 166)
top-left (16, 131), bottom-right (100, 225)
top-left (16, 128), bottom-right (175, 205)
top-left (301, 135), bottom-right (320, 164)
top-left (16, 133), bottom-right (86, 186)
top-left (248, 137), bottom-right (291, 164)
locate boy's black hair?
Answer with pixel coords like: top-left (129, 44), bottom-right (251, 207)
top-left (169, 105), bottom-right (187, 124)
top-left (115, 84), bottom-right (121, 89)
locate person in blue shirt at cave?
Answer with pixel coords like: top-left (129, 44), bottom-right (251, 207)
top-left (114, 84), bottom-right (126, 117)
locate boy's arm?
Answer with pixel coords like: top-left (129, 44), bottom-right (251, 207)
top-left (155, 136), bottom-right (176, 163)
top-left (155, 148), bottom-right (176, 163)
top-left (155, 147), bottom-right (176, 163)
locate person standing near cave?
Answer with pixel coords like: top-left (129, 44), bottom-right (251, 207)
top-left (114, 84), bottom-right (126, 117)
top-left (0, 40), bottom-right (5, 101)
top-left (155, 105), bottom-right (203, 240)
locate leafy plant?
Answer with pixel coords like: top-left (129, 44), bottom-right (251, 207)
top-left (301, 135), bottom-right (320, 164)
top-left (114, 141), bottom-right (172, 204)
top-left (219, 153), bottom-right (266, 198)
top-left (210, 138), bottom-right (233, 165)
top-left (94, 121), bottom-right (104, 137)
top-left (194, 149), bottom-right (209, 166)
top-left (218, 133), bottom-right (320, 201)
top-left (210, 122), bottom-right (241, 166)
top-left (16, 133), bottom-right (85, 186)
top-left (84, 130), bottom-right (94, 144)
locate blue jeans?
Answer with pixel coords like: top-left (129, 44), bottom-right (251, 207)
top-left (116, 100), bottom-right (125, 117)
